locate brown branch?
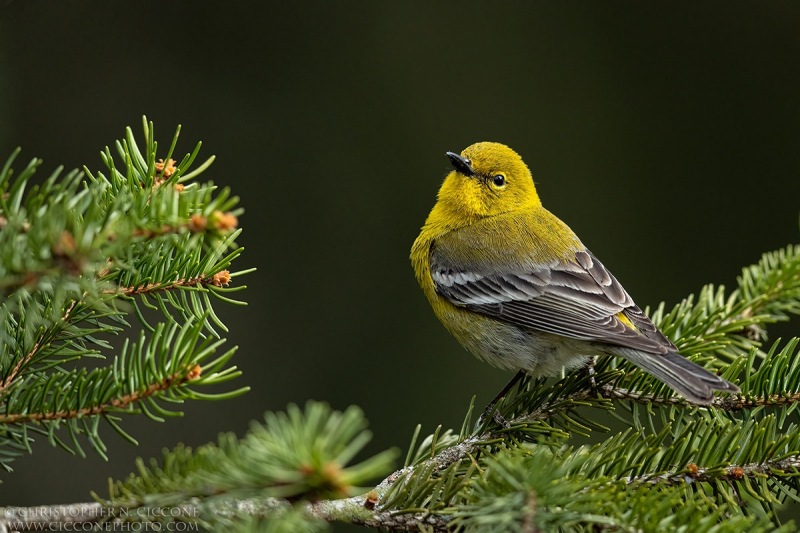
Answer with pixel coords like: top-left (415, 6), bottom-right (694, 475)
top-left (106, 270), bottom-right (231, 297)
top-left (0, 495), bottom-right (452, 533)
top-left (714, 391), bottom-right (800, 410)
top-left (595, 386), bottom-right (800, 412)
top-left (0, 365), bottom-right (201, 425)
top-left (112, 274), bottom-right (209, 297)
top-left (630, 456), bottom-right (800, 488)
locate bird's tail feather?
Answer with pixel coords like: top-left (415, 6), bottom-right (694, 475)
top-left (620, 350), bottom-right (739, 405)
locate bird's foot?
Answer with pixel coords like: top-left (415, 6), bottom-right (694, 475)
top-left (582, 355), bottom-right (598, 393)
top-left (477, 404), bottom-right (511, 428)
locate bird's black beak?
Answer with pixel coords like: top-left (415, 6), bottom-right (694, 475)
top-left (446, 151), bottom-right (475, 177)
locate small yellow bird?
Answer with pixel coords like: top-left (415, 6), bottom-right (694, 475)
top-left (410, 142), bottom-right (739, 405)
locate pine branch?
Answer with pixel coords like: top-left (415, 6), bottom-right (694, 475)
top-left (0, 496), bottom-right (447, 533)
top-left (634, 455), bottom-right (800, 487)
top-left (0, 366), bottom-right (200, 425)
top-left (82, 402), bottom-right (398, 531)
top-left (0, 318), bottom-right (244, 461)
top-left (0, 118), bottom-right (249, 466)
top-left (109, 269), bottom-right (233, 297)
top-left (0, 299), bottom-right (77, 393)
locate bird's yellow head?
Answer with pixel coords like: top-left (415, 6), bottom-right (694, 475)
top-left (435, 142), bottom-right (541, 223)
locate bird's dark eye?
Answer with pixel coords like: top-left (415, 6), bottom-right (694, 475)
top-left (492, 174), bottom-right (506, 187)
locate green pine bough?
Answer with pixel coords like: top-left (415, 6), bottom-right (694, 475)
top-left (2, 120), bottom-right (800, 532)
top-left (0, 118), bottom-right (254, 467)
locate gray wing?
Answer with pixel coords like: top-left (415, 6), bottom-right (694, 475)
top-left (431, 248), bottom-right (675, 355)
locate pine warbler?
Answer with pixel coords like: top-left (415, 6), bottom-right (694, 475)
top-left (410, 142), bottom-right (739, 405)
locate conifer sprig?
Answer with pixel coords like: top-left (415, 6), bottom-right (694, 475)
top-left (0, 118), bottom-right (249, 468)
top-left (98, 402), bottom-right (398, 530)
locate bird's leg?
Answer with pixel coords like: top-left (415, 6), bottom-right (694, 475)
top-left (582, 355), bottom-right (598, 393)
top-left (479, 370), bottom-right (526, 428)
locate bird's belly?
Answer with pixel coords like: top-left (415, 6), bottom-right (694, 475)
top-left (444, 312), bottom-right (592, 376)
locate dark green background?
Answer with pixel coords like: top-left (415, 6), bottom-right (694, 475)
top-left (1, 0), bottom-right (799, 519)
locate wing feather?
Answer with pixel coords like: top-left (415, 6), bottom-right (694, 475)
top-left (431, 248), bottom-right (674, 355)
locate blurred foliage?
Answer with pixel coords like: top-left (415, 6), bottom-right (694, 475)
top-left (100, 401), bottom-right (397, 531)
